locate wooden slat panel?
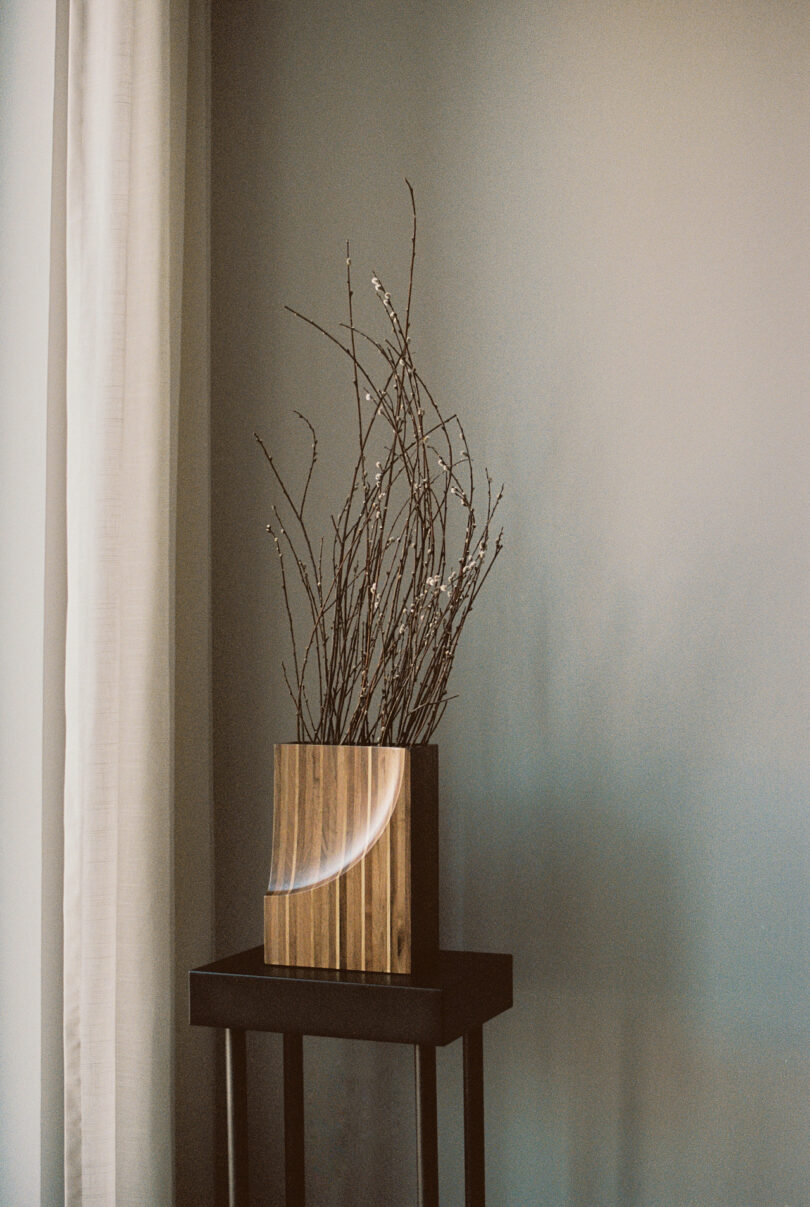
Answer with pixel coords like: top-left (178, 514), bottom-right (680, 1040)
top-left (345, 855), bottom-right (365, 970)
top-left (389, 753), bottom-right (410, 973)
top-left (366, 806), bottom-right (390, 971)
top-left (264, 891), bottom-right (289, 964)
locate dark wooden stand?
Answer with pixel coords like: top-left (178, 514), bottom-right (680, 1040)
top-left (189, 946), bottom-right (513, 1206)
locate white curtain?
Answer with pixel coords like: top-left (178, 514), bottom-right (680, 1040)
top-left (59, 1), bottom-right (211, 1202)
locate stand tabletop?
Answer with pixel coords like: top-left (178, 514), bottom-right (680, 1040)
top-left (189, 946), bottom-right (513, 1046)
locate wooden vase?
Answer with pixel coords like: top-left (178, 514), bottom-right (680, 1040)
top-left (264, 744), bottom-right (439, 974)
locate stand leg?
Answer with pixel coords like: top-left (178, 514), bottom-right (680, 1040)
top-left (283, 1033), bottom-right (306, 1205)
top-left (225, 1028), bottom-right (249, 1207)
top-left (463, 1025), bottom-right (485, 1206)
top-left (414, 1044), bottom-right (439, 1206)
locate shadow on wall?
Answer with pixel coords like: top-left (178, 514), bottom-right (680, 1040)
top-left (505, 800), bottom-right (686, 1206)
top-left (482, 799), bottom-right (810, 1207)
top-left (525, 802), bottom-right (686, 1001)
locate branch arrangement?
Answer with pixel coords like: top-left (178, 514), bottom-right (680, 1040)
top-left (256, 185), bottom-right (503, 746)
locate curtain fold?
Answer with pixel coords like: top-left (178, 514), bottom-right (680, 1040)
top-left (61, 1), bottom-right (195, 1201)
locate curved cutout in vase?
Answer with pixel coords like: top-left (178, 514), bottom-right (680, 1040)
top-left (267, 744), bottom-right (406, 894)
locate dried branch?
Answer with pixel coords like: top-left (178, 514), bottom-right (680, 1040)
top-left (256, 189), bottom-right (503, 745)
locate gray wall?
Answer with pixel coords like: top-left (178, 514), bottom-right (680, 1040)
top-left (211, 3), bottom-right (810, 1203)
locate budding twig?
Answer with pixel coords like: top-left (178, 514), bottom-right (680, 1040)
top-left (257, 188), bottom-right (503, 745)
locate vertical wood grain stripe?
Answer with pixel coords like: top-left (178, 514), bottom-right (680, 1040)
top-left (390, 756), bottom-right (408, 972)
